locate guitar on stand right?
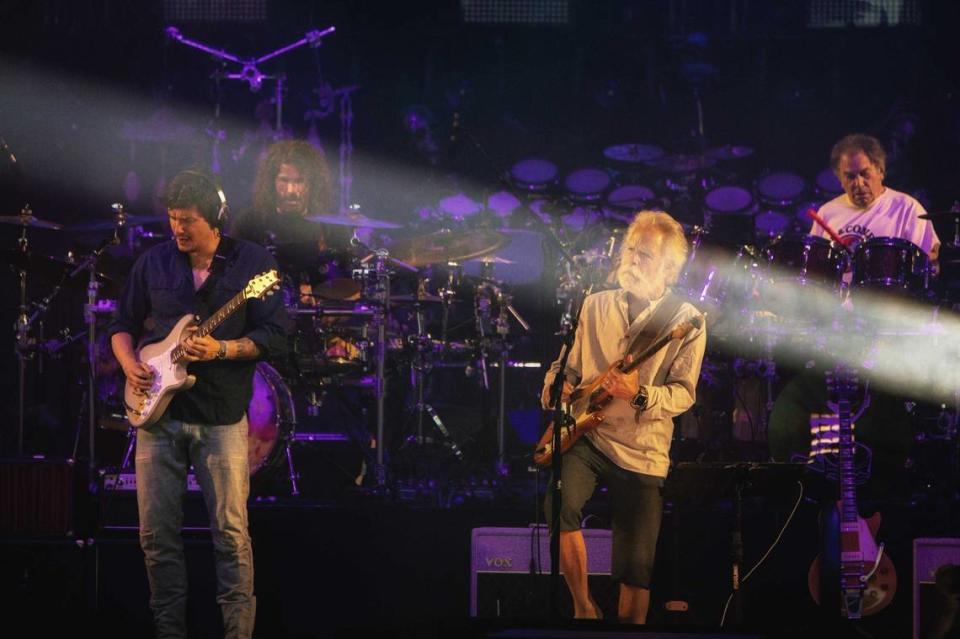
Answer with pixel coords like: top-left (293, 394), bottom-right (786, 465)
top-left (807, 364), bottom-right (897, 620)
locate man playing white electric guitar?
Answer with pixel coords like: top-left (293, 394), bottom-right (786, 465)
top-left (108, 169), bottom-right (286, 639)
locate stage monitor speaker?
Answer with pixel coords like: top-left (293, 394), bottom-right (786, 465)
top-left (914, 537), bottom-right (960, 639)
top-left (0, 458), bottom-right (76, 537)
top-left (470, 525), bottom-right (615, 618)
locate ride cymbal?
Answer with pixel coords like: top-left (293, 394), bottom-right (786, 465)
top-left (389, 228), bottom-right (509, 267)
top-left (306, 213), bottom-right (401, 229)
top-left (0, 214), bottom-right (62, 230)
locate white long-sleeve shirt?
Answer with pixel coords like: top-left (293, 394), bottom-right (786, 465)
top-left (543, 289), bottom-right (706, 478)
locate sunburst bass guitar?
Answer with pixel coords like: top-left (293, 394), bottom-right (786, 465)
top-left (533, 314), bottom-right (703, 467)
top-left (123, 269), bottom-right (280, 428)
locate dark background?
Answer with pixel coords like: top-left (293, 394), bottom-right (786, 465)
top-left (3, 0), bottom-right (960, 453)
top-left (2, 3), bottom-right (960, 637)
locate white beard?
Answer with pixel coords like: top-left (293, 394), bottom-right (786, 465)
top-left (617, 266), bottom-right (664, 301)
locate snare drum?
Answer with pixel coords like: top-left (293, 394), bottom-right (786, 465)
top-left (851, 237), bottom-right (929, 295)
top-left (763, 236), bottom-right (847, 289)
top-left (509, 158), bottom-right (559, 192)
top-left (564, 167), bottom-right (612, 203)
top-left (247, 362), bottom-right (295, 475)
top-left (755, 171), bottom-right (807, 209)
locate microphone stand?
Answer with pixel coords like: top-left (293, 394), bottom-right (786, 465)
top-left (456, 129), bottom-right (597, 618)
top-left (545, 281), bottom-right (592, 618)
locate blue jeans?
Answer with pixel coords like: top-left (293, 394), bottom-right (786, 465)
top-left (135, 416), bottom-right (255, 639)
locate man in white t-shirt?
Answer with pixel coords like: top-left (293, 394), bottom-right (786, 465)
top-left (810, 133), bottom-right (939, 262)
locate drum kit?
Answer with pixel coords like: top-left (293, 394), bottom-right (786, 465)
top-left (6, 136), bottom-right (960, 502)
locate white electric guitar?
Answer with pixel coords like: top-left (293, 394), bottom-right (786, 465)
top-left (123, 269), bottom-right (280, 428)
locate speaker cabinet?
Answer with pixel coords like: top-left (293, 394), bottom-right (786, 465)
top-left (470, 526), bottom-right (615, 618)
top-left (0, 458), bottom-right (76, 537)
top-left (914, 537), bottom-right (960, 639)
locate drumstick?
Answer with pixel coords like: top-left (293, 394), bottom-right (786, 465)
top-left (806, 208), bottom-right (854, 255)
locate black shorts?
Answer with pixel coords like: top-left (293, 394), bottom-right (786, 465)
top-left (543, 437), bottom-right (663, 588)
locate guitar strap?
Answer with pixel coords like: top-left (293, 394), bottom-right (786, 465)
top-left (210, 235), bottom-right (235, 277)
top-left (623, 291), bottom-right (685, 362)
top-left (623, 292), bottom-right (686, 422)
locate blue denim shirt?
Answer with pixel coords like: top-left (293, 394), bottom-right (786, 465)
top-left (108, 236), bottom-right (287, 425)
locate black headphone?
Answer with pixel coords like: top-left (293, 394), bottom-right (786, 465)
top-left (181, 170), bottom-right (229, 226)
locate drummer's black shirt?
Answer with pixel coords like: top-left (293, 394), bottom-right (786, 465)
top-left (108, 236), bottom-right (287, 425)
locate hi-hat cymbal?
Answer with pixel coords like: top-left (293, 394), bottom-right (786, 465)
top-left (70, 215), bottom-right (167, 231)
top-left (649, 153), bottom-right (716, 174)
top-left (0, 214), bottom-right (62, 230)
top-left (389, 229), bottom-right (509, 267)
top-left (306, 213), bottom-right (401, 229)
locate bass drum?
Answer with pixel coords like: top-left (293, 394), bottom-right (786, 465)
top-left (247, 362), bottom-right (296, 476)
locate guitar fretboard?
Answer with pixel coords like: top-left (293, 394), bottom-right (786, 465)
top-left (171, 289), bottom-right (246, 363)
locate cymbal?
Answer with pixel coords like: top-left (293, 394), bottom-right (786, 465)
top-left (475, 255), bottom-right (516, 265)
top-left (313, 279), bottom-right (362, 301)
top-left (306, 213), bottom-right (401, 229)
top-left (648, 153), bottom-right (716, 174)
top-left (705, 145), bottom-right (754, 161)
top-left (389, 229), bottom-right (509, 267)
top-left (0, 214), bottom-right (62, 230)
top-left (918, 210), bottom-right (960, 220)
top-left (602, 144), bottom-right (665, 164)
top-left (70, 215), bottom-right (167, 231)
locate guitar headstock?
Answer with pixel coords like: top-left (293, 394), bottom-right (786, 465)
top-left (825, 364), bottom-right (858, 403)
top-left (244, 269), bottom-right (281, 301)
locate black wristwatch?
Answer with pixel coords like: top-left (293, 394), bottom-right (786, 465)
top-left (216, 341), bottom-right (227, 360)
top-left (630, 386), bottom-right (648, 411)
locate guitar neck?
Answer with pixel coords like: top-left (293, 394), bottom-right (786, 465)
top-left (838, 395), bottom-right (858, 524)
top-left (171, 289), bottom-right (247, 362)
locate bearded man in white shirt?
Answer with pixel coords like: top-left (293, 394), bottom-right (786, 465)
top-left (541, 210), bottom-right (706, 624)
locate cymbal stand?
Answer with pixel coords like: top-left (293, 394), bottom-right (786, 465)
top-left (13, 205), bottom-right (39, 455)
top-left (356, 249), bottom-right (392, 486)
top-left (438, 261), bottom-right (461, 346)
top-left (475, 271), bottom-right (530, 476)
top-left (406, 291), bottom-right (463, 460)
top-left (71, 206), bottom-right (123, 489)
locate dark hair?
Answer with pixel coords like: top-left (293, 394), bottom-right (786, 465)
top-left (252, 139), bottom-right (333, 215)
top-left (830, 134), bottom-right (887, 175)
top-left (162, 169), bottom-right (227, 229)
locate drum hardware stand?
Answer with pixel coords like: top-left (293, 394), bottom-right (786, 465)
top-left (475, 273), bottom-right (530, 476)
top-left (405, 302), bottom-right (463, 461)
top-left (72, 205), bottom-right (124, 490)
top-left (354, 249), bottom-right (393, 487)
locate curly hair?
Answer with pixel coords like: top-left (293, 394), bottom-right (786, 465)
top-left (252, 139), bottom-right (334, 216)
top-left (830, 134), bottom-right (887, 176)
